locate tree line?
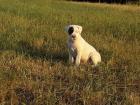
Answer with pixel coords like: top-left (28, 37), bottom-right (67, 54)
top-left (70, 0), bottom-right (140, 4)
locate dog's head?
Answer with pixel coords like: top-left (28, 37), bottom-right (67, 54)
top-left (65, 25), bottom-right (82, 40)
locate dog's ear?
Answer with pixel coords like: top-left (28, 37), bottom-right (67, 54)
top-left (77, 25), bottom-right (82, 34)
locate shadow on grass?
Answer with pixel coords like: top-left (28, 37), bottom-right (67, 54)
top-left (16, 40), bottom-right (68, 64)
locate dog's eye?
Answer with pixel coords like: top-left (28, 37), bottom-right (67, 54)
top-left (68, 27), bottom-right (74, 35)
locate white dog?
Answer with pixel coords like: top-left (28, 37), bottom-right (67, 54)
top-left (65, 25), bottom-right (101, 66)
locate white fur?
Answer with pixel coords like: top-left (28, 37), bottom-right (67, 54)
top-left (65, 25), bottom-right (101, 66)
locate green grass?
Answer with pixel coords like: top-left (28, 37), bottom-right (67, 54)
top-left (0, 0), bottom-right (140, 104)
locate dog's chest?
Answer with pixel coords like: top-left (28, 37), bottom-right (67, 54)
top-left (69, 46), bottom-right (77, 57)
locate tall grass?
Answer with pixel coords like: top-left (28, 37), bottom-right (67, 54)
top-left (0, 0), bottom-right (140, 104)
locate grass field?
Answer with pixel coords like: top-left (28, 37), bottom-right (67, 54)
top-left (0, 0), bottom-right (140, 104)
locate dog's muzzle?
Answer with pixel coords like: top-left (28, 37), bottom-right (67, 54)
top-left (72, 35), bottom-right (76, 39)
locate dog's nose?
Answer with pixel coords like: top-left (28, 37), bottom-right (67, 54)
top-left (72, 35), bottom-right (76, 38)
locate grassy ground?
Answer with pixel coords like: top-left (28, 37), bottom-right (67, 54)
top-left (0, 0), bottom-right (140, 104)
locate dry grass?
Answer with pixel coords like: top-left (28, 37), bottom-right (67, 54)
top-left (0, 0), bottom-right (140, 104)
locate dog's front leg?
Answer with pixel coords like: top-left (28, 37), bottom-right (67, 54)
top-left (75, 52), bottom-right (81, 66)
top-left (69, 53), bottom-right (74, 64)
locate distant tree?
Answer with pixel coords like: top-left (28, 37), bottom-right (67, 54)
top-left (69, 0), bottom-right (140, 4)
